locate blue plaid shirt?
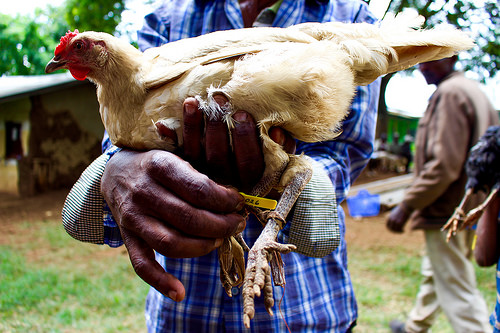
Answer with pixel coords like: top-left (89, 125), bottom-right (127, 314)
top-left (94, 0), bottom-right (380, 331)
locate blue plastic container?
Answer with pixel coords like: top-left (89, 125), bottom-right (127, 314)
top-left (346, 189), bottom-right (380, 218)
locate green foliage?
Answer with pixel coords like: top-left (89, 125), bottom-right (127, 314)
top-left (64, 0), bottom-right (125, 34)
top-left (0, 13), bottom-right (56, 75)
top-left (0, 0), bottom-right (124, 76)
top-left (382, 0), bottom-right (500, 81)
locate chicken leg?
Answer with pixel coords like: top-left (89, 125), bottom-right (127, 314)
top-left (442, 188), bottom-right (473, 241)
top-left (443, 186), bottom-right (500, 241)
top-left (242, 156), bottom-right (312, 328)
top-left (461, 187), bottom-right (500, 229)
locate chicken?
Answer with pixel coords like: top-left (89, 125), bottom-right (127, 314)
top-left (443, 126), bottom-right (500, 241)
top-left (45, 12), bottom-right (473, 327)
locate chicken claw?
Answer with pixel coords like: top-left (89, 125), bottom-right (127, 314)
top-left (442, 188), bottom-right (472, 241)
top-left (218, 236), bottom-right (246, 296)
top-left (242, 166), bottom-right (312, 328)
top-left (461, 187), bottom-right (500, 230)
top-left (242, 217), bottom-right (296, 328)
top-left (442, 207), bottom-right (465, 241)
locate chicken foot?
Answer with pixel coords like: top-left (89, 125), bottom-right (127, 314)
top-left (442, 188), bottom-right (473, 241)
top-left (218, 236), bottom-right (247, 296)
top-left (242, 165), bottom-right (312, 328)
top-left (443, 187), bottom-right (500, 241)
top-left (461, 187), bottom-right (500, 230)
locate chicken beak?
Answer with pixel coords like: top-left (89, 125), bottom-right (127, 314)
top-left (45, 56), bottom-right (67, 74)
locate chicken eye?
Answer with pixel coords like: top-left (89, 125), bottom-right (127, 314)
top-left (75, 41), bottom-right (84, 50)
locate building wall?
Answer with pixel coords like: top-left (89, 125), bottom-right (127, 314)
top-left (0, 82), bottom-right (104, 195)
top-left (0, 99), bottom-right (30, 193)
top-left (0, 98), bottom-right (30, 158)
top-left (386, 113), bottom-right (419, 144)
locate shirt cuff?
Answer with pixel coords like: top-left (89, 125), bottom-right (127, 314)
top-left (61, 146), bottom-right (123, 247)
top-left (280, 157), bottom-right (341, 257)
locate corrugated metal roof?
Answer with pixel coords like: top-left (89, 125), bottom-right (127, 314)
top-left (0, 72), bottom-right (87, 102)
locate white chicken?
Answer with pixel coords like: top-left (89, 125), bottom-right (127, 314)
top-left (45, 12), bottom-right (473, 327)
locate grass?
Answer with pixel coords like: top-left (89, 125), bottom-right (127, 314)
top-left (349, 243), bottom-right (497, 333)
top-left (0, 219), bottom-right (149, 333)
top-left (0, 211), bottom-right (497, 332)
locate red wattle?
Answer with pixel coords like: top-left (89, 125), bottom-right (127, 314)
top-left (69, 67), bottom-right (90, 81)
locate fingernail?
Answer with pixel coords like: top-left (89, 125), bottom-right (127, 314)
top-left (184, 102), bottom-right (196, 115)
top-left (168, 290), bottom-right (178, 302)
top-left (236, 219), bottom-right (246, 233)
top-left (213, 94), bottom-right (228, 106)
top-left (233, 111), bottom-right (248, 122)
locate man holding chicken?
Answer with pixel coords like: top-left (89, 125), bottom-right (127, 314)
top-left (62, 0), bottom-right (380, 331)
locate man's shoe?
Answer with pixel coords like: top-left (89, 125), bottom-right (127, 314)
top-left (389, 320), bottom-right (407, 333)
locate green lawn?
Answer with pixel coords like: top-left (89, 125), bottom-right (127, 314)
top-left (0, 208), bottom-right (496, 332)
top-left (0, 219), bottom-right (149, 333)
top-left (349, 241), bottom-right (496, 332)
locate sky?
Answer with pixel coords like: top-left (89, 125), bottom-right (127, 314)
top-left (2, 0), bottom-right (498, 116)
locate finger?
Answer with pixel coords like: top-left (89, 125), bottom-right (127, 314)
top-left (183, 98), bottom-right (204, 163)
top-left (147, 151), bottom-right (245, 213)
top-left (269, 127), bottom-right (296, 154)
top-left (134, 183), bottom-right (245, 238)
top-left (121, 228), bottom-right (186, 302)
top-left (231, 111), bottom-right (264, 192)
top-left (154, 121), bottom-right (178, 145)
top-left (205, 95), bottom-right (233, 183)
top-left (386, 220), bottom-right (403, 233)
top-left (123, 213), bottom-right (226, 255)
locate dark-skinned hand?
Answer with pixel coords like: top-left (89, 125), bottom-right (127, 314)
top-left (386, 202), bottom-right (413, 233)
top-left (101, 95), bottom-right (295, 302)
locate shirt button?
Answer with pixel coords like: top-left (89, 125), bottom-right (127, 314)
top-left (231, 287), bottom-right (240, 296)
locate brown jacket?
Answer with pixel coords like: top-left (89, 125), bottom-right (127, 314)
top-left (403, 72), bottom-right (499, 230)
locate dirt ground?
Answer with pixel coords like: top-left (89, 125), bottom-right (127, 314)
top-left (0, 189), bottom-right (68, 245)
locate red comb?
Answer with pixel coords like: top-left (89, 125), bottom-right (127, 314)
top-left (55, 29), bottom-right (80, 56)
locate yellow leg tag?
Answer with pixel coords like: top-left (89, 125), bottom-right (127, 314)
top-left (239, 192), bottom-right (277, 210)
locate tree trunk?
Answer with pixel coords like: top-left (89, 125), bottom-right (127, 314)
top-left (376, 73), bottom-right (394, 138)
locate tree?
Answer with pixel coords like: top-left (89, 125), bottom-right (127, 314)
top-left (384, 0), bottom-right (499, 81)
top-left (0, 0), bottom-right (125, 76)
top-left (64, 0), bottom-right (125, 35)
top-left (0, 12), bottom-right (59, 76)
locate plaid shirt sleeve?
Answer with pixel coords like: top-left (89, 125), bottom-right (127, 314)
top-left (280, 157), bottom-right (340, 257)
top-left (61, 139), bottom-right (123, 247)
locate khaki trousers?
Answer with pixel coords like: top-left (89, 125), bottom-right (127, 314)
top-left (405, 229), bottom-right (491, 333)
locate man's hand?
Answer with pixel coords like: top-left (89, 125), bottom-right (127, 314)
top-left (102, 149), bottom-right (246, 301)
top-left (182, 96), bottom-right (265, 192)
top-left (386, 202), bottom-right (413, 233)
top-left (101, 96), bottom-right (295, 302)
